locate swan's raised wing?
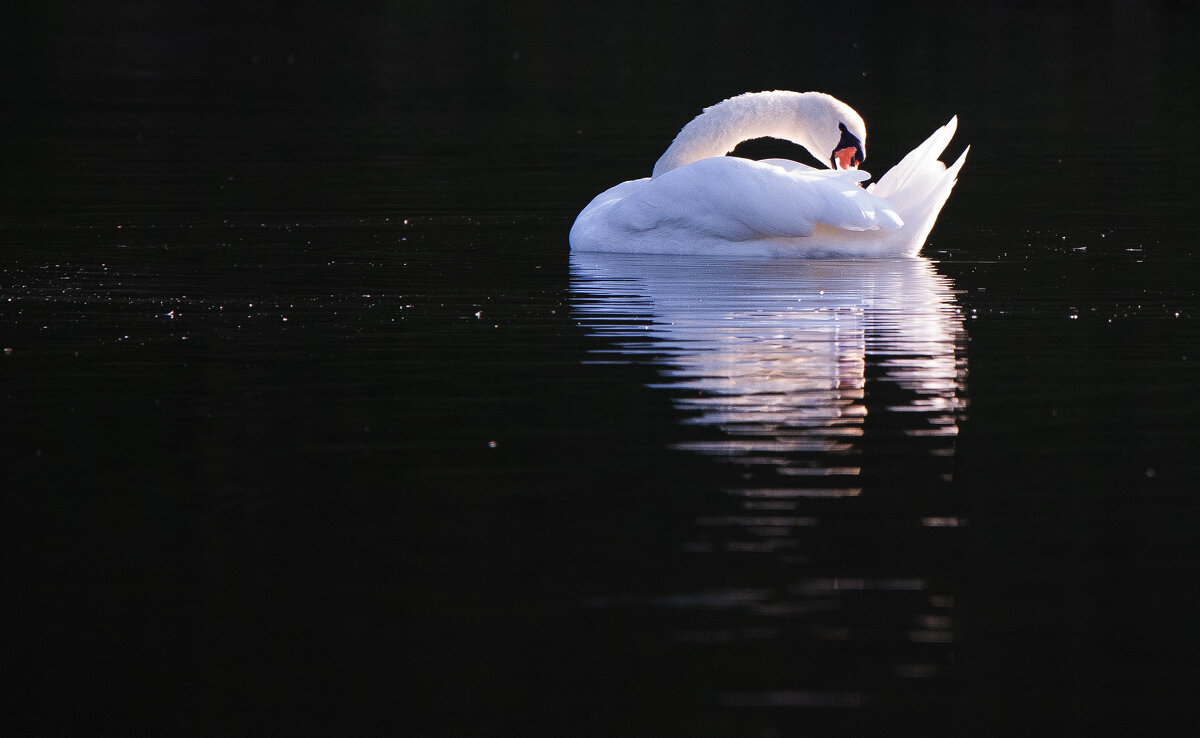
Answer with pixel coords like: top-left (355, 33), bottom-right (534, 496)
top-left (869, 117), bottom-right (966, 208)
top-left (864, 117), bottom-right (968, 253)
top-left (610, 157), bottom-right (903, 242)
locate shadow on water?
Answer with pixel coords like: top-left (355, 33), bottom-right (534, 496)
top-left (567, 253), bottom-right (968, 731)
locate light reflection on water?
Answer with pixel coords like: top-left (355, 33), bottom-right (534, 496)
top-left (570, 252), bottom-right (969, 712)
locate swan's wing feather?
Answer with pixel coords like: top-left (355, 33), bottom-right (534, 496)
top-left (858, 119), bottom-right (967, 255)
top-left (611, 157), bottom-right (901, 242)
top-left (784, 166), bottom-right (904, 231)
top-left (756, 158), bottom-right (819, 173)
top-left (869, 117), bottom-right (958, 201)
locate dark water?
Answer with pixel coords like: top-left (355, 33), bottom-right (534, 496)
top-left (4, 2), bottom-right (1200, 735)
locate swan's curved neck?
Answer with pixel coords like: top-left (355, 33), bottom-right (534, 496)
top-left (651, 91), bottom-right (839, 178)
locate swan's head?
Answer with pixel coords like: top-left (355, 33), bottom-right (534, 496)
top-left (832, 122), bottom-right (865, 170)
top-left (802, 93), bottom-right (867, 170)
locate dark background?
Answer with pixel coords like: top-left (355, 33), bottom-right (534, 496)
top-left (3, 1), bottom-right (1199, 735)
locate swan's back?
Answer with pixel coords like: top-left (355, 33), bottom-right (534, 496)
top-left (570, 157), bottom-right (905, 257)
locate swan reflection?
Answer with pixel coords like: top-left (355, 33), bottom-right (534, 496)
top-left (570, 252), bottom-right (967, 488)
top-left (570, 252), bottom-right (969, 711)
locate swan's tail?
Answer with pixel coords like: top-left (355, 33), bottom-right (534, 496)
top-left (868, 117), bottom-right (968, 255)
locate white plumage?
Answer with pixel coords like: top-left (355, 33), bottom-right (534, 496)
top-left (570, 91), bottom-right (968, 258)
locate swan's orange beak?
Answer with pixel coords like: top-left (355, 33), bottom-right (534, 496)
top-left (833, 146), bottom-right (861, 170)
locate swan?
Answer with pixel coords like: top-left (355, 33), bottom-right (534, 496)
top-left (569, 91), bottom-right (968, 258)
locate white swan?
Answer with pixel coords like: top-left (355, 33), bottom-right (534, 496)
top-left (569, 91), bottom-right (968, 258)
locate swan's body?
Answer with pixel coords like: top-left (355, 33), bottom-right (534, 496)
top-left (569, 91), bottom-right (968, 258)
